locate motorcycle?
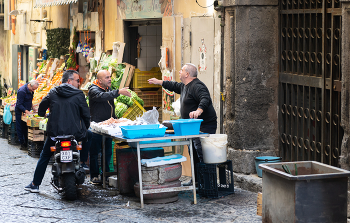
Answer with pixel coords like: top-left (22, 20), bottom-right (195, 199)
top-left (50, 135), bottom-right (85, 200)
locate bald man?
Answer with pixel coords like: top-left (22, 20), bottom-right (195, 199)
top-left (148, 63), bottom-right (217, 185)
top-left (88, 70), bottom-right (131, 184)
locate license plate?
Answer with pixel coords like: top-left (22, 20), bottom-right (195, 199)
top-left (60, 150), bottom-right (73, 162)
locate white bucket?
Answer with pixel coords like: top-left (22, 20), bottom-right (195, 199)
top-left (200, 134), bottom-right (228, 164)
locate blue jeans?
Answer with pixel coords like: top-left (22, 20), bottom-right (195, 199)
top-left (33, 137), bottom-right (55, 186)
top-left (89, 133), bottom-right (112, 179)
top-left (81, 130), bottom-right (93, 163)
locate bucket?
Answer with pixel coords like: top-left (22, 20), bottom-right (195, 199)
top-left (200, 134), bottom-right (228, 164)
top-left (255, 156), bottom-right (282, 177)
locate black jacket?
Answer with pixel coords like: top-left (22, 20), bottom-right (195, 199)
top-left (162, 79), bottom-right (217, 133)
top-left (88, 84), bottom-right (120, 122)
top-left (38, 83), bottom-right (90, 141)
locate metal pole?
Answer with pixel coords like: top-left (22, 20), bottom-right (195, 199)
top-left (137, 142), bottom-right (144, 208)
top-left (102, 135), bottom-right (106, 188)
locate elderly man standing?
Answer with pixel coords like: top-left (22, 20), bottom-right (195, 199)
top-left (148, 63), bottom-right (217, 184)
top-left (15, 80), bottom-right (39, 149)
top-left (88, 69), bottom-right (131, 184)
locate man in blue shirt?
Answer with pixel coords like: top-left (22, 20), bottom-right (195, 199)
top-left (15, 80), bottom-right (39, 149)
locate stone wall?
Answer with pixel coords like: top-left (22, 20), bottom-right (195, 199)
top-left (0, 21), bottom-right (11, 87)
top-left (223, 0), bottom-right (279, 174)
top-left (340, 0), bottom-right (350, 171)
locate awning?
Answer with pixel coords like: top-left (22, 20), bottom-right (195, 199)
top-left (34, 0), bottom-right (78, 8)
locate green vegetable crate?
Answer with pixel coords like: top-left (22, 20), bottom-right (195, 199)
top-left (122, 99), bottom-right (146, 121)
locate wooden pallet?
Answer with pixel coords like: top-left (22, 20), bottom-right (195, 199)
top-left (28, 127), bottom-right (45, 141)
top-left (119, 63), bottom-right (135, 89)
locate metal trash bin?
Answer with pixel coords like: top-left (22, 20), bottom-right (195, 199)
top-left (259, 161), bottom-right (350, 223)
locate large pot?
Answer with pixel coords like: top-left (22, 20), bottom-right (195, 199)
top-left (134, 180), bottom-right (181, 204)
top-left (141, 163), bottom-right (182, 184)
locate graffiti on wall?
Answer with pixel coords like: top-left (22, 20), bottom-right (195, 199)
top-left (117, 0), bottom-right (172, 20)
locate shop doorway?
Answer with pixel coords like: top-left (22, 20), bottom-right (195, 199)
top-left (123, 19), bottom-right (162, 71)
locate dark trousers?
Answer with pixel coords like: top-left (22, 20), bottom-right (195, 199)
top-left (191, 125), bottom-right (217, 179)
top-left (89, 133), bottom-right (112, 179)
top-left (81, 130), bottom-right (93, 163)
top-left (33, 137), bottom-right (55, 186)
top-left (15, 111), bottom-right (27, 145)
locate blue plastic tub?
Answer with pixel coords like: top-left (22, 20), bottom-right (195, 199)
top-left (255, 156), bottom-right (282, 177)
top-left (120, 124), bottom-right (167, 139)
top-left (169, 119), bottom-right (203, 136)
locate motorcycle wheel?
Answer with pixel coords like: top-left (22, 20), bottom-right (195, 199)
top-left (63, 173), bottom-right (77, 200)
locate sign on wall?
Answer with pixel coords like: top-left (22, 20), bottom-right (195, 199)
top-left (118, 0), bottom-right (172, 19)
top-left (17, 52), bottom-right (21, 88)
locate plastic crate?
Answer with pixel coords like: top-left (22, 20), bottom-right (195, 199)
top-left (120, 124), bottom-right (167, 139)
top-left (132, 67), bottom-right (162, 89)
top-left (169, 119), bottom-right (203, 136)
top-left (1, 124), bottom-right (8, 138)
top-left (27, 140), bottom-right (44, 158)
top-left (122, 99), bottom-right (146, 121)
top-left (134, 88), bottom-right (162, 107)
top-left (196, 160), bottom-right (234, 198)
top-left (8, 134), bottom-right (19, 145)
top-left (8, 122), bottom-right (16, 133)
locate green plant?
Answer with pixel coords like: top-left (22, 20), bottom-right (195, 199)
top-left (72, 27), bottom-right (79, 50)
top-left (66, 48), bottom-right (76, 69)
top-left (46, 28), bottom-right (70, 58)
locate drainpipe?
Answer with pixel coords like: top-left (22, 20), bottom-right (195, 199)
top-left (219, 7), bottom-right (225, 134)
top-left (11, 0), bottom-right (15, 35)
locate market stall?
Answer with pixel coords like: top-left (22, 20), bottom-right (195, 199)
top-left (89, 112), bottom-right (207, 207)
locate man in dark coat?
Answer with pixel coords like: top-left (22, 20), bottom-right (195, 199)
top-left (88, 69), bottom-right (131, 184)
top-left (24, 70), bottom-right (90, 193)
top-left (15, 80), bottom-right (39, 149)
top-left (148, 63), bottom-right (217, 184)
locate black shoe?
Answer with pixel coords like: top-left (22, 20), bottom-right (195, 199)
top-left (20, 143), bottom-right (27, 150)
top-left (24, 182), bottom-right (39, 193)
top-left (80, 163), bottom-right (89, 171)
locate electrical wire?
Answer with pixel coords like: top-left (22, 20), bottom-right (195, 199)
top-left (196, 0), bottom-right (214, 8)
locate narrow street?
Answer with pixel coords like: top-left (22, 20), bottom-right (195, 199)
top-left (1, 138), bottom-right (261, 223)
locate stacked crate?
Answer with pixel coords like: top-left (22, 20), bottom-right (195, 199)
top-left (27, 140), bottom-right (44, 158)
top-left (27, 118), bottom-right (45, 157)
top-left (0, 115), bottom-right (3, 137)
top-left (131, 67), bottom-right (163, 119)
top-left (8, 121), bottom-right (19, 145)
top-left (0, 106), bottom-right (8, 138)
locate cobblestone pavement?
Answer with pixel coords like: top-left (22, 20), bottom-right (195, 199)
top-left (0, 138), bottom-right (262, 223)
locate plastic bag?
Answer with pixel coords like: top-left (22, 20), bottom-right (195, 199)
top-left (3, 105), bottom-right (12, 125)
top-left (171, 98), bottom-right (181, 117)
top-left (140, 107), bottom-right (159, 124)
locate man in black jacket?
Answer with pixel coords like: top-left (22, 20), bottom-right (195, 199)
top-left (88, 69), bottom-right (131, 184)
top-left (148, 63), bottom-right (217, 184)
top-left (24, 70), bottom-right (90, 193)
